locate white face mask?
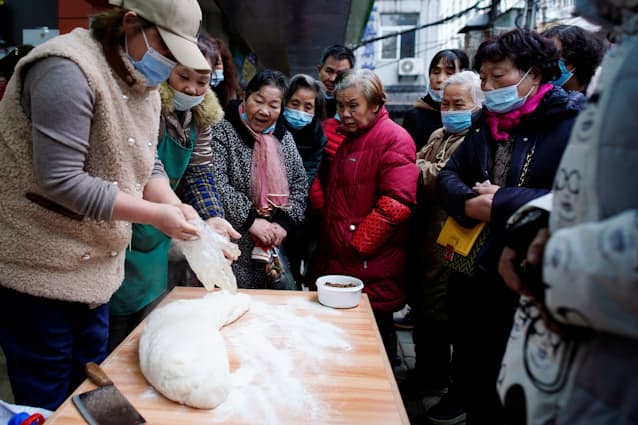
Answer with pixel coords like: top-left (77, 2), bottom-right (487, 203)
top-left (171, 87), bottom-right (205, 111)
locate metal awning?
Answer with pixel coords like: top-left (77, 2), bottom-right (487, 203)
top-left (207, 0), bottom-right (373, 76)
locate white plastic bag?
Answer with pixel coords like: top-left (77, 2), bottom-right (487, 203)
top-left (173, 219), bottom-right (240, 292)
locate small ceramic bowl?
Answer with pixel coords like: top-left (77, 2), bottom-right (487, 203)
top-left (316, 275), bottom-right (364, 309)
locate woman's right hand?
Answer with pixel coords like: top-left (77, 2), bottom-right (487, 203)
top-left (151, 203), bottom-right (199, 240)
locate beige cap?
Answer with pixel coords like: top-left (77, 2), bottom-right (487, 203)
top-left (109, 0), bottom-right (211, 71)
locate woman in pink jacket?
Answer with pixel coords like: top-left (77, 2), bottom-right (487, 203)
top-left (310, 69), bottom-right (418, 363)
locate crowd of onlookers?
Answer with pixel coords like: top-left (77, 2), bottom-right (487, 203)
top-left (0, 0), bottom-right (636, 424)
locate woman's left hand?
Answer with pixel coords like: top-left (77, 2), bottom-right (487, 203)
top-left (206, 216), bottom-right (241, 240)
top-left (270, 223), bottom-right (288, 246)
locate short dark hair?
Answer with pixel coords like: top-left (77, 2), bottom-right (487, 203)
top-left (474, 28), bottom-right (560, 83)
top-left (244, 69), bottom-right (288, 107)
top-left (428, 49), bottom-right (470, 74)
top-left (319, 44), bottom-right (355, 68)
top-left (285, 74), bottom-right (326, 120)
top-left (541, 24), bottom-right (605, 86)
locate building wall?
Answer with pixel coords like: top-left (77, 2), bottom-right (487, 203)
top-left (356, 0), bottom-right (490, 119)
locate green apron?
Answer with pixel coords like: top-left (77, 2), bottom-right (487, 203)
top-left (110, 127), bottom-right (195, 316)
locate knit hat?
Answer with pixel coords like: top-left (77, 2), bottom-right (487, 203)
top-left (109, 0), bottom-right (210, 71)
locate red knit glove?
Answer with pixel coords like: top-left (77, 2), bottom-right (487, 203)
top-left (351, 196), bottom-right (411, 256)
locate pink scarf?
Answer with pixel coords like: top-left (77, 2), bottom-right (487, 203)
top-left (485, 83), bottom-right (553, 142)
top-left (239, 104), bottom-right (290, 216)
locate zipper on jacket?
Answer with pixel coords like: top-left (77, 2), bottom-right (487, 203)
top-left (363, 259), bottom-right (368, 269)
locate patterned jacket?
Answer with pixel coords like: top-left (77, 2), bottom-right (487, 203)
top-left (211, 100), bottom-right (307, 288)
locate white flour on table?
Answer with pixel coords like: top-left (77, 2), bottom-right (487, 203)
top-left (211, 298), bottom-right (353, 424)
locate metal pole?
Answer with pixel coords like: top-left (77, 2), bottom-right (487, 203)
top-left (525, 0), bottom-right (537, 29)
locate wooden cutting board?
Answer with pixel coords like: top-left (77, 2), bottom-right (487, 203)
top-left (46, 288), bottom-right (409, 425)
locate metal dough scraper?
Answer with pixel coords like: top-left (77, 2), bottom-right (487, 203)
top-left (72, 362), bottom-right (146, 425)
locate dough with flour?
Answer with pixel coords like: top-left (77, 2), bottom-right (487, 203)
top-left (138, 291), bottom-right (250, 409)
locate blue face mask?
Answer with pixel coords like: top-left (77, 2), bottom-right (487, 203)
top-left (283, 108), bottom-right (314, 129)
top-left (325, 94), bottom-right (334, 100)
top-left (171, 87), bottom-right (204, 111)
top-left (334, 112), bottom-right (341, 122)
top-left (483, 69), bottom-right (533, 113)
top-left (550, 58), bottom-right (574, 87)
top-left (441, 110), bottom-right (473, 133)
top-left (126, 29), bottom-right (176, 87)
top-left (428, 85), bottom-right (443, 103)
top-left (242, 112), bottom-right (276, 134)
top-left (210, 69), bottom-right (224, 87)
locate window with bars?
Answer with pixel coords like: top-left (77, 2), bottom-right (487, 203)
top-left (379, 13), bottom-right (418, 60)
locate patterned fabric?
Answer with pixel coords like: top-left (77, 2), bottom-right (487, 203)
top-left (178, 164), bottom-right (224, 219)
top-left (211, 102), bottom-right (307, 289)
top-left (491, 138), bottom-right (515, 187)
top-left (499, 29), bottom-right (638, 425)
top-left (237, 104), bottom-right (291, 215)
top-left (352, 195), bottom-right (412, 256)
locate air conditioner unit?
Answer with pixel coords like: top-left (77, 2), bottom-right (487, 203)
top-left (398, 57), bottom-right (424, 77)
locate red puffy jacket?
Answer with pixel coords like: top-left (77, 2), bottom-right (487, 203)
top-left (309, 107), bottom-right (418, 313)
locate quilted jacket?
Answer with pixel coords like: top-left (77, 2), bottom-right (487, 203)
top-left (310, 107), bottom-right (418, 313)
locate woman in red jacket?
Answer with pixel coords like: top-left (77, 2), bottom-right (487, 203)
top-left (309, 69), bottom-right (418, 363)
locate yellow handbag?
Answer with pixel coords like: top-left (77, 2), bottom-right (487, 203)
top-left (435, 218), bottom-right (489, 276)
top-left (435, 142), bottom-right (536, 275)
top-left (436, 218), bottom-right (487, 257)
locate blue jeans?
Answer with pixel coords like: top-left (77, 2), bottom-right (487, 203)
top-left (0, 285), bottom-right (108, 410)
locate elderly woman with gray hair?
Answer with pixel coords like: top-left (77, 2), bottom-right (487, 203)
top-left (408, 70), bottom-right (485, 405)
top-left (309, 69), bottom-right (418, 363)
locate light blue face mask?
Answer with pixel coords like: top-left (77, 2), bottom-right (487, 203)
top-left (283, 108), bottom-right (314, 129)
top-left (126, 29), bottom-right (176, 87)
top-left (210, 69), bottom-right (224, 87)
top-left (428, 85), bottom-right (443, 103)
top-left (441, 110), bottom-right (473, 133)
top-left (550, 58), bottom-right (574, 87)
top-left (483, 69), bottom-right (533, 113)
top-left (242, 112), bottom-right (276, 134)
top-left (334, 112), bottom-right (341, 122)
top-left (171, 87), bottom-right (204, 111)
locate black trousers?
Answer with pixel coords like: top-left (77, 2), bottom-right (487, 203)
top-left (448, 270), bottom-right (518, 425)
top-left (412, 314), bottom-right (451, 389)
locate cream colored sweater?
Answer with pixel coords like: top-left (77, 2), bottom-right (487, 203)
top-left (0, 28), bottom-right (160, 304)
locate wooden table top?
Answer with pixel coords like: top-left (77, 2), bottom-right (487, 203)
top-left (45, 288), bottom-right (409, 425)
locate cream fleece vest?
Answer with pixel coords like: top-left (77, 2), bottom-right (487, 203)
top-left (0, 28), bottom-right (160, 304)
